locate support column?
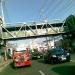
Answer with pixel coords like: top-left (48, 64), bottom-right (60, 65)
top-left (0, 17), bottom-right (7, 61)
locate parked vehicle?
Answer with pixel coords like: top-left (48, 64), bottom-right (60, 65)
top-left (13, 47), bottom-right (32, 67)
top-left (44, 48), bottom-right (70, 64)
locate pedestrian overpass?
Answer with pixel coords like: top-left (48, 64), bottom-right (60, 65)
top-left (0, 19), bottom-right (68, 41)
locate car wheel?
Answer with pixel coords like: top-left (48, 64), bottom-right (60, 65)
top-left (13, 62), bottom-right (17, 68)
top-left (67, 58), bottom-right (70, 62)
top-left (67, 56), bottom-right (71, 62)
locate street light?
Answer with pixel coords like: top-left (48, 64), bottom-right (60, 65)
top-left (0, 0), bottom-right (5, 26)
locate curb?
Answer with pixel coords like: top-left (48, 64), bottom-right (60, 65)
top-left (0, 60), bottom-right (12, 72)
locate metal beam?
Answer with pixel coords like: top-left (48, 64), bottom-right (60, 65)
top-left (1, 25), bottom-right (16, 38)
top-left (4, 32), bottom-right (66, 41)
top-left (16, 24), bottom-right (25, 35)
top-left (27, 25), bottom-right (36, 35)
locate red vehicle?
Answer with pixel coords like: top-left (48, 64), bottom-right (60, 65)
top-left (12, 47), bottom-right (32, 67)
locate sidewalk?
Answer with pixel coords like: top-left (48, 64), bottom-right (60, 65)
top-left (0, 58), bottom-right (12, 72)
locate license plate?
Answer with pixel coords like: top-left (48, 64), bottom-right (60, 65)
top-left (61, 57), bottom-right (66, 60)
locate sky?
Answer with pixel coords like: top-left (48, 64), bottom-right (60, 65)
top-left (0, 0), bottom-right (75, 24)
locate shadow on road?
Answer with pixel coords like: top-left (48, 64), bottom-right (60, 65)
top-left (10, 62), bottom-right (31, 69)
top-left (52, 65), bottom-right (75, 75)
top-left (10, 62), bottom-right (14, 69)
top-left (37, 59), bottom-right (63, 64)
top-left (37, 59), bottom-right (48, 64)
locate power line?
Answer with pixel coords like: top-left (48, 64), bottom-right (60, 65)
top-left (38, 0), bottom-right (65, 20)
top-left (53, 0), bottom-right (74, 18)
top-left (60, 0), bottom-right (75, 18)
top-left (49, 0), bottom-right (69, 17)
top-left (45, 0), bottom-right (62, 18)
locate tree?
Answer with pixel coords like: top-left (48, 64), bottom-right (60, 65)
top-left (64, 15), bottom-right (75, 51)
top-left (65, 15), bottom-right (75, 34)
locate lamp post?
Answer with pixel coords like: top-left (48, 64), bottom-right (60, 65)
top-left (0, 17), bottom-right (3, 44)
top-left (0, 0), bottom-right (7, 61)
top-left (0, 0), bottom-right (5, 26)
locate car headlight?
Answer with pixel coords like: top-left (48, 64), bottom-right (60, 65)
top-left (14, 56), bottom-right (20, 62)
top-left (52, 55), bottom-right (56, 57)
top-left (67, 53), bottom-right (70, 55)
top-left (15, 58), bottom-right (19, 62)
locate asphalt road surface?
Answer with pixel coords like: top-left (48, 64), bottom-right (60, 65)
top-left (0, 53), bottom-right (75, 75)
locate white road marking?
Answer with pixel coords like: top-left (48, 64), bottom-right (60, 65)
top-left (39, 70), bottom-right (46, 75)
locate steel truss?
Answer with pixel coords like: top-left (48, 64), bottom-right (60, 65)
top-left (0, 20), bottom-right (67, 40)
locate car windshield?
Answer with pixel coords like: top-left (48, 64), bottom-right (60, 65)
top-left (14, 50), bottom-right (27, 54)
top-left (50, 48), bottom-right (66, 55)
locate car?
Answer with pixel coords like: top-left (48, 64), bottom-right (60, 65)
top-left (43, 48), bottom-right (70, 64)
top-left (12, 48), bottom-right (32, 67)
top-left (31, 49), bottom-right (43, 59)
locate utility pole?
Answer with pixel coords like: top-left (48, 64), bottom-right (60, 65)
top-left (0, 0), bottom-right (5, 26)
top-left (0, 17), bottom-right (3, 45)
top-left (45, 20), bottom-right (49, 49)
top-left (0, 0), bottom-right (7, 61)
top-left (0, 0), bottom-right (5, 39)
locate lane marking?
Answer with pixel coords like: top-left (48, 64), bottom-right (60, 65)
top-left (39, 70), bottom-right (45, 75)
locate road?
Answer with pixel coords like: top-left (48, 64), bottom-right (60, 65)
top-left (0, 53), bottom-right (75, 75)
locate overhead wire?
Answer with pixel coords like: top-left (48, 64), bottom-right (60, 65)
top-left (61, 0), bottom-right (75, 17)
top-left (38, 0), bottom-right (64, 20)
top-left (60, 0), bottom-right (75, 27)
top-left (57, 0), bottom-right (74, 31)
top-left (54, 0), bottom-right (73, 18)
top-left (49, 0), bottom-right (69, 18)
top-left (45, 0), bottom-right (62, 19)
top-left (54, 0), bottom-right (74, 27)
top-left (40, 0), bottom-right (72, 20)
top-left (58, 0), bottom-right (75, 32)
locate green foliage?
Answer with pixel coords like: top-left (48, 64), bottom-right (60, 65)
top-left (65, 15), bottom-right (75, 33)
